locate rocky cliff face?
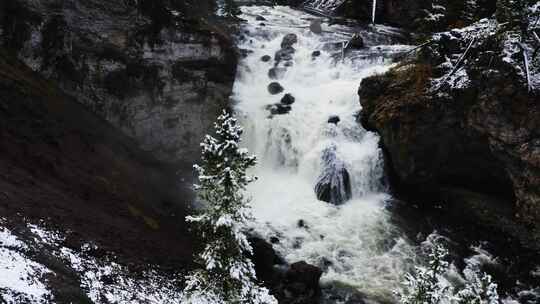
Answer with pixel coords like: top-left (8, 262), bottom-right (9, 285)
top-left (0, 0), bottom-right (237, 164)
top-left (0, 49), bottom-right (196, 302)
top-left (359, 2), bottom-right (540, 250)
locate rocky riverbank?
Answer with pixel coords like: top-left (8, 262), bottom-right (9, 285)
top-left (359, 1), bottom-right (540, 256)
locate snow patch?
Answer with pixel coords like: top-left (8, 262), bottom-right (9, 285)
top-left (0, 226), bottom-right (51, 303)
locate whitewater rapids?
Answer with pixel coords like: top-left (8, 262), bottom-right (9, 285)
top-left (233, 5), bottom-right (416, 302)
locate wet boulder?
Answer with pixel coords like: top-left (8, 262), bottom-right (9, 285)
top-left (314, 146), bottom-right (352, 205)
top-left (268, 67), bottom-right (287, 80)
top-left (275, 47), bottom-right (295, 62)
top-left (347, 34), bottom-right (364, 49)
top-left (281, 262), bottom-right (323, 302)
top-left (281, 93), bottom-right (295, 105)
top-left (256, 15), bottom-right (266, 21)
top-left (268, 82), bottom-right (284, 95)
top-left (239, 48), bottom-right (254, 58)
top-left (281, 33), bottom-right (298, 49)
top-left (310, 19), bottom-right (322, 34)
top-left (250, 237), bottom-right (322, 304)
top-left (261, 55), bottom-right (272, 62)
top-left (266, 103), bottom-right (291, 115)
top-left (249, 237), bottom-right (285, 283)
top-left (312, 50), bottom-right (321, 57)
top-left (328, 115), bottom-right (340, 124)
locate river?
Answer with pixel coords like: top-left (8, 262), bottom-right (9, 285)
top-left (231, 4), bottom-right (537, 304)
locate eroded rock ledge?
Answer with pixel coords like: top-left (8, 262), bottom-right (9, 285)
top-left (359, 27), bottom-right (540, 252)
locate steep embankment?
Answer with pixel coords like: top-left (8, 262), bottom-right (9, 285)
top-left (0, 0), bottom-right (237, 164)
top-left (0, 0), bottom-right (240, 302)
top-left (0, 50), bottom-right (195, 302)
top-left (359, 2), bottom-right (540, 252)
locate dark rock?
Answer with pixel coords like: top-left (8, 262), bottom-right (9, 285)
top-left (266, 103), bottom-right (291, 115)
top-left (275, 47), bottom-right (295, 62)
top-left (281, 93), bottom-right (295, 105)
top-left (281, 33), bottom-right (298, 49)
top-left (283, 262), bottom-right (322, 301)
top-left (312, 50), bottom-right (321, 57)
top-left (347, 34), bottom-right (364, 49)
top-left (239, 48), bottom-right (254, 58)
top-left (270, 236), bottom-right (280, 244)
top-left (315, 146), bottom-right (352, 205)
top-left (0, 53), bottom-right (196, 300)
top-left (249, 237), bottom-right (322, 304)
top-left (249, 237), bottom-right (284, 283)
top-left (268, 67), bottom-right (287, 80)
top-left (309, 19), bottom-right (322, 34)
top-left (297, 219), bottom-right (307, 228)
top-left (268, 82), bottom-right (284, 95)
top-left (359, 55), bottom-right (540, 252)
top-left (261, 55), bottom-right (272, 62)
top-left (328, 115), bottom-right (340, 124)
top-left (283, 61), bottom-right (293, 67)
top-left (255, 15), bottom-right (266, 21)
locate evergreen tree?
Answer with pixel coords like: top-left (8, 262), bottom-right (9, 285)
top-left (454, 268), bottom-right (499, 304)
top-left (395, 239), bottom-right (502, 304)
top-left (396, 243), bottom-right (451, 304)
top-left (181, 111), bottom-right (276, 304)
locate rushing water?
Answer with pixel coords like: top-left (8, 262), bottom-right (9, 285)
top-left (231, 4), bottom-right (540, 304)
top-left (233, 6), bottom-right (416, 302)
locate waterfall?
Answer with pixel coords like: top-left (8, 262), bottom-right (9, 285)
top-left (372, 0), bottom-right (377, 24)
top-left (234, 5), bottom-right (417, 302)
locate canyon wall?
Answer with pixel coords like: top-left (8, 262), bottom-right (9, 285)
top-left (359, 1), bottom-right (540, 251)
top-left (0, 0), bottom-right (238, 165)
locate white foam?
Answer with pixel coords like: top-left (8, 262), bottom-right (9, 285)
top-left (235, 6), bottom-right (416, 301)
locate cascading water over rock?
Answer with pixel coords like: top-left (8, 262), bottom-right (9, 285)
top-left (234, 5), bottom-right (422, 302)
top-left (314, 145), bottom-right (352, 205)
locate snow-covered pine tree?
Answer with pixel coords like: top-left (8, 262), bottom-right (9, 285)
top-left (454, 265), bottom-right (499, 304)
top-left (181, 111), bottom-right (276, 304)
top-left (395, 242), bottom-right (451, 304)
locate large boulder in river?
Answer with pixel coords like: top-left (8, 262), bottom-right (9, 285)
top-left (281, 93), bottom-right (295, 105)
top-left (249, 237), bottom-right (285, 283)
top-left (268, 82), bottom-right (284, 95)
top-left (275, 47), bottom-right (295, 62)
top-left (250, 237), bottom-right (322, 304)
top-left (281, 33), bottom-right (298, 49)
top-left (309, 19), bottom-right (322, 34)
top-left (266, 103), bottom-right (291, 115)
top-left (346, 34), bottom-right (364, 49)
top-left (281, 262), bottom-right (322, 302)
top-left (315, 146), bottom-right (352, 205)
top-left (269, 67), bottom-right (287, 80)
